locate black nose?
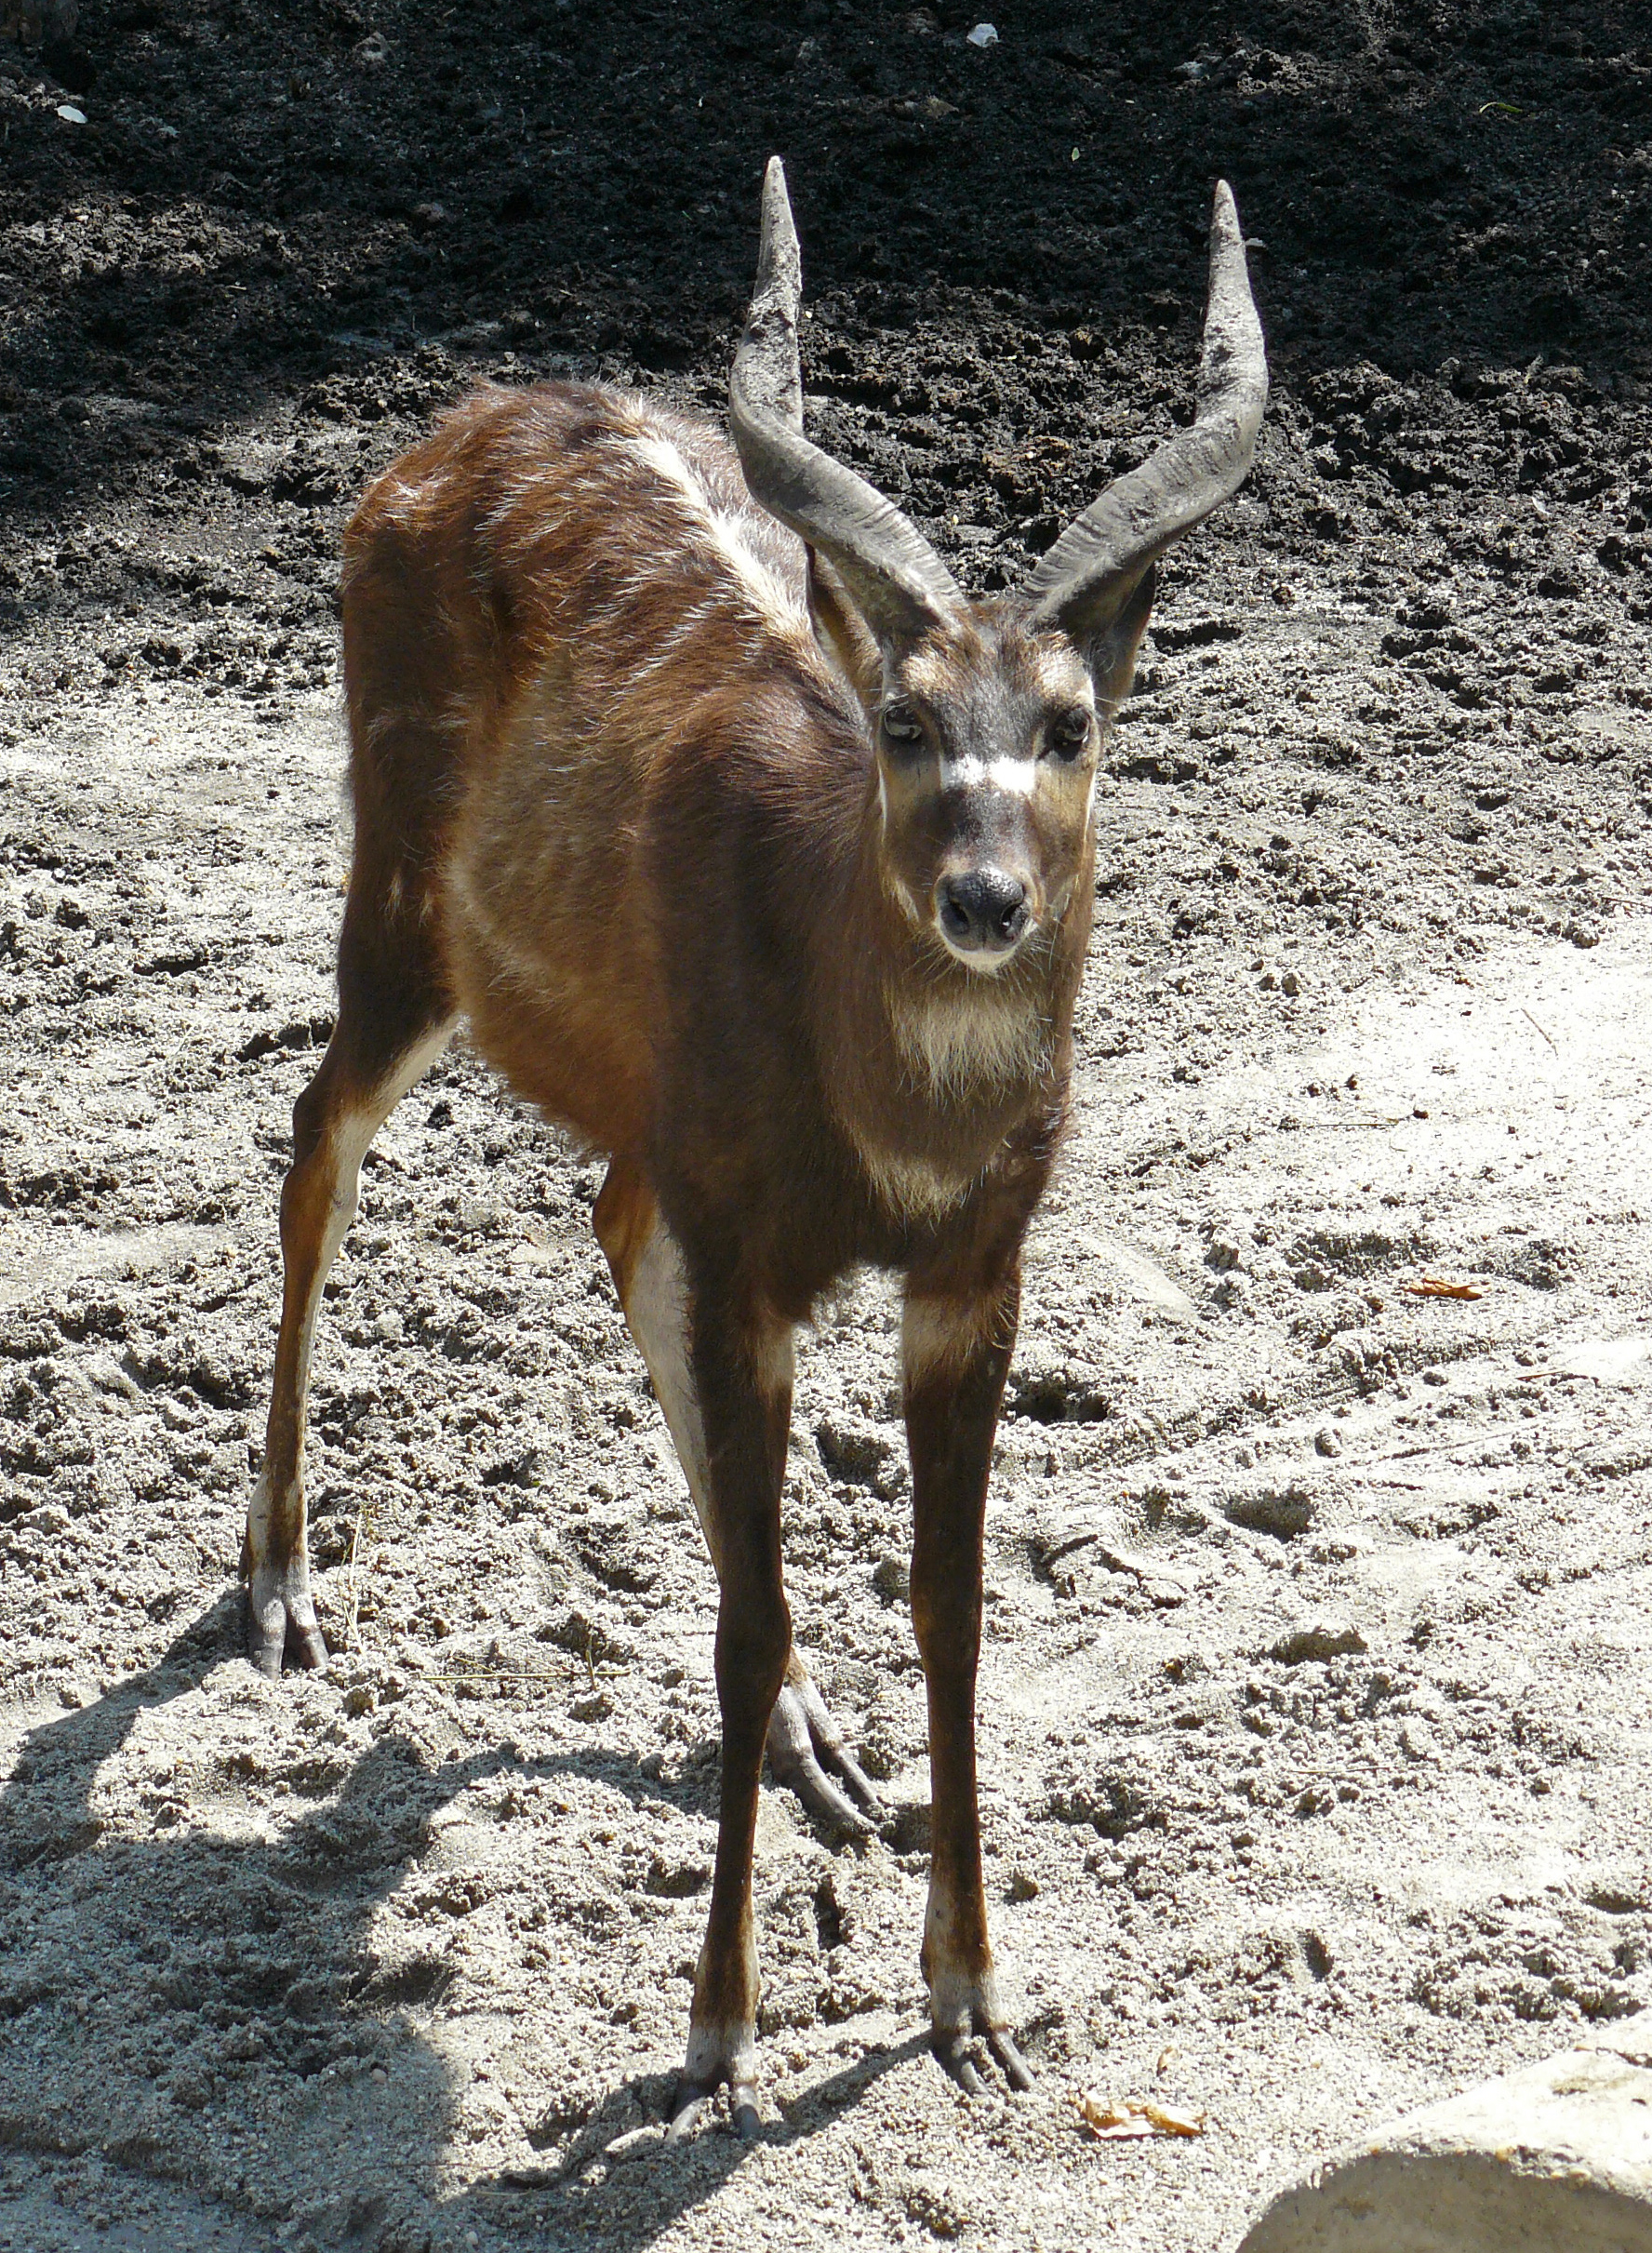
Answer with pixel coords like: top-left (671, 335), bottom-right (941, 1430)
top-left (935, 868), bottom-right (1030, 954)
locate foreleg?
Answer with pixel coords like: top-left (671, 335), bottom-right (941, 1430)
top-left (903, 1278), bottom-right (1033, 2096)
top-left (246, 922), bottom-right (453, 1674)
top-left (593, 1162), bottom-right (881, 1831)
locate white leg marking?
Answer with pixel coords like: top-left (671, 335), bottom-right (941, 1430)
top-left (622, 1218), bottom-right (716, 1558)
top-left (621, 1211), bottom-right (793, 1574)
top-left (902, 1291), bottom-right (1001, 1389)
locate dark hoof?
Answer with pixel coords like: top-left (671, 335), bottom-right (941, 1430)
top-left (934, 2024), bottom-right (1034, 2096)
top-left (246, 1588), bottom-right (328, 1679)
top-left (766, 1679), bottom-right (885, 1835)
top-left (935, 2033), bottom-right (987, 2097)
top-left (665, 2083), bottom-right (711, 2143)
top-left (987, 2027), bottom-right (1034, 2093)
top-left (665, 2077), bottom-right (762, 2143)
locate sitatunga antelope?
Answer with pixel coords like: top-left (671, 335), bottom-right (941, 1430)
top-left (246, 160), bottom-right (1267, 2133)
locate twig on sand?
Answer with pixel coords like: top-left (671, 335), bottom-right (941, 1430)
top-left (340, 1500), bottom-right (374, 1650)
top-left (1399, 1277), bottom-right (1484, 1300)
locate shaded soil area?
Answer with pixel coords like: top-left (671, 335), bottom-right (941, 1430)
top-left (1, 5), bottom-right (1651, 2252)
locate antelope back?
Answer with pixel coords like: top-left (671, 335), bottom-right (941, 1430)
top-left (340, 381), bottom-right (850, 1155)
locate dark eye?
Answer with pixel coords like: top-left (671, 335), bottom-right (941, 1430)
top-left (1047, 708), bottom-right (1092, 758)
top-left (881, 701), bottom-right (924, 746)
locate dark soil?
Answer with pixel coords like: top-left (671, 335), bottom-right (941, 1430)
top-left (2, 6), bottom-right (1651, 2253)
top-left (4, 0), bottom-right (1652, 700)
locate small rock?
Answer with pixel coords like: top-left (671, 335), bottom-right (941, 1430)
top-left (644, 1854), bottom-right (710, 1899)
top-left (872, 1553), bottom-right (910, 1603)
top-left (1280, 968), bottom-right (1302, 997)
top-left (1399, 1717), bottom-right (1438, 1762)
top-left (1313, 1426), bottom-right (1343, 1459)
top-left (1237, 2043), bottom-right (1652, 2252)
top-left (966, 20), bottom-right (998, 44)
top-left (55, 101), bottom-right (86, 123)
top-left (1225, 1481), bottom-right (1317, 1540)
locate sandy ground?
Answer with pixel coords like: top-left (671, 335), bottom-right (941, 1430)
top-left (0, 658), bottom-right (1648, 2251)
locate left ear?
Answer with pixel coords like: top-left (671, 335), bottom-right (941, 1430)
top-left (806, 546), bottom-right (884, 714)
top-left (1082, 563), bottom-right (1157, 720)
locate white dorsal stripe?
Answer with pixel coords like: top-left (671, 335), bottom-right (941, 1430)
top-left (627, 430), bottom-right (804, 632)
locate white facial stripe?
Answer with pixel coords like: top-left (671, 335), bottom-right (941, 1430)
top-left (937, 754), bottom-right (1040, 796)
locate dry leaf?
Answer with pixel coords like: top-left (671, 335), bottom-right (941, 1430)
top-left (1140, 2103), bottom-right (1206, 2138)
top-left (1399, 1277), bottom-right (1484, 1301)
top-left (1078, 2090), bottom-right (1206, 2140)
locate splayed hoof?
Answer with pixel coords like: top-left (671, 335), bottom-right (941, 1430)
top-left (765, 1672), bottom-right (885, 1835)
top-left (933, 2020), bottom-right (1034, 2096)
top-left (664, 2078), bottom-right (762, 2144)
top-left (246, 1567), bottom-right (328, 1678)
top-left (928, 1961), bottom-right (1034, 2097)
top-left (666, 2019), bottom-right (762, 2142)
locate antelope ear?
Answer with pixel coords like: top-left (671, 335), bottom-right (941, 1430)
top-left (806, 547), bottom-right (883, 713)
top-left (1086, 564), bottom-right (1158, 721)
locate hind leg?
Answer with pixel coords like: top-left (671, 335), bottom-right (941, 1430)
top-left (593, 1161), bottom-right (883, 1833)
top-left (246, 896), bottom-right (455, 1676)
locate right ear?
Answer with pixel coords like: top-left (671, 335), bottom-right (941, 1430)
top-left (806, 547), bottom-right (884, 713)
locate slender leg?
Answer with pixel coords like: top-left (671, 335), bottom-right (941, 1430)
top-left (902, 1277), bottom-right (1033, 2096)
top-left (671, 1260), bottom-right (794, 2138)
top-left (246, 877), bottom-right (456, 1675)
top-left (593, 1163), bottom-right (882, 1832)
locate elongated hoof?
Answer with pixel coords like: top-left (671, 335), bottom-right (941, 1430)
top-left (934, 2021), bottom-right (1034, 2097)
top-left (667, 2015), bottom-right (762, 2141)
top-left (766, 1675), bottom-right (885, 1835)
top-left (246, 1571), bottom-right (328, 1678)
top-left (665, 2078), bottom-right (761, 2143)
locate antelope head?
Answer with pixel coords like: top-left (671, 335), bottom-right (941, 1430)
top-left (729, 160), bottom-right (1268, 975)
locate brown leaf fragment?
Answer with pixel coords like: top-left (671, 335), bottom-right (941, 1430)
top-left (1141, 2103), bottom-right (1207, 2138)
top-left (1078, 2090), bottom-right (1206, 2140)
top-left (1399, 1277), bottom-right (1484, 1301)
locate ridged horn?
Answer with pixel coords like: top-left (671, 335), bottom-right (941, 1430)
top-left (729, 157), bottom-right (963, 647)
top-left (1025, 181), bottom-right (1268, 643)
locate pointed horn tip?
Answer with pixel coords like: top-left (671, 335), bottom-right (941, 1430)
top-left (761, 157), bottom-right (795, 233)
top-left (1210, 180), bottom-right (1242, 240)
